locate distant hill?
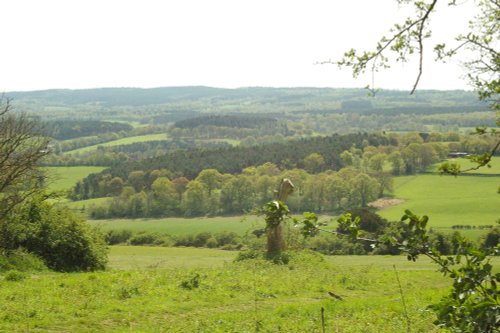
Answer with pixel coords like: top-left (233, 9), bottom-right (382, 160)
top-left (6, 86), bottom-right (485, 108)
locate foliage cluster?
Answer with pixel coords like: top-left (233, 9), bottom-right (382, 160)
top-left (85, 166), bottom-right (386, 218)
top-left (0, 249), bottom-right (47, 272)
top-left (104, 229), bottom-right (243, 250)
top-left (0, 195), bottom-right (107, 272)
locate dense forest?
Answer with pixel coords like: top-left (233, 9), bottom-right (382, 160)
top-left (46, 120), bottom-right (133, 140)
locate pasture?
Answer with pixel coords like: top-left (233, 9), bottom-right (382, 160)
top-left (379, 174), bottom-right (499, 238)
top-left (88, 215), bottom-right (264, 236)
top-left (429, 156), bottom-right (500, 174)
top-left (0, 246), bottom-right (462, 332)
top-left (448, 156), bottom-right (500, 174)
top-left (43, 166), bottom-right (106, 192)
top-left (64, 133), bottom-right (169, 155)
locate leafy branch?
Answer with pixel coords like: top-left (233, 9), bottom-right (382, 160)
top-left (322, 0), bottom-right (438, 94)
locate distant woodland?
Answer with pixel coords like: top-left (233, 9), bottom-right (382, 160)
top-left (4, 86), bottom-right (496, 219)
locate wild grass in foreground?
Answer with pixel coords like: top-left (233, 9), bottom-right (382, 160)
top-left (0, 247), bottom-right (462, 332)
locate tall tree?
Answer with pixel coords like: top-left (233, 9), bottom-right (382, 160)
top-left (0, 97), bottom-right (50, 221)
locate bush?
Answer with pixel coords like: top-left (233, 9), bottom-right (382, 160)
top-left (428, 231), bottom-right (454, 255)
top-left (128, 232), bottom-right (173, 246)
top-left (105, 229), bottom-right (133, 245)
top-left (480, 227), bottom-right (500, 250)
top-left (205, 237), bottom-right (219, 248)
top-left (0, 196), bottom-right (108, 272)
top-left (215, 231), bottom-right (240, 246)
top-left (174, 234), bottom-right (196, 247)
top-left (128, 232), bottom-right (159, 245)
top-left (193, 232), bottom-right (212, 247)
top-left (0, 249), bottom-right (47, 272)
top-left (4, 270), bottom-right (27, 281)
top-left (180, 273), bottom-right (201, 290)
top-left (308, 234), bottom-right (367, 255)
top-left (235, 249), bottom-right (263, 261)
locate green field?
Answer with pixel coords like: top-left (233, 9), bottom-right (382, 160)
top-left (429, 156), bottom-right (500, 174)
top-left (43, 166), bottom-right (106, 192)
top-left (1, 246), bottom-right (466, 332)
top-left (63, 197), bottom-right (112, 211)
top-left (88, 215), bottom-right (264, 236)
top-left (64, 133), bottom-right (169, 155)
top-left (108, 246), bottom-right (237, 270)
top-left (449, 156), bottom-right (500, 174)
top-left (379, 174), bottom-right (499, 234)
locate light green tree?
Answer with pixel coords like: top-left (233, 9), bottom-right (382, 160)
top-left (303, 153), bottom-right (325, 173)
top-left (181, 180), bottom-right (209, 217)
top-left (350, 173), bottom-right (380, 207)
top-left (150, 177), bottom-right (179, 216)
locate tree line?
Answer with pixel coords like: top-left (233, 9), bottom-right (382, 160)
top-left (86, 164), bottom-right (389, 219)
top-left (47, 120), bottom-right (133, 140)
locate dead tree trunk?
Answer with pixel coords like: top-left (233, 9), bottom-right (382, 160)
top-left (266, 178), bottom-right (294, 256)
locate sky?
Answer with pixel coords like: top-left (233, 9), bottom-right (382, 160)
top-left (1, 0), bottom-right (478, 92)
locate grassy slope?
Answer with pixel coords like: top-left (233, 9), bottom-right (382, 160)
top-left (63, 197), bottom-right (111, 211)
top-left (450, 156), bottom-right (500, 174)
top-left (0, 247), bottom-right (466, 332)
top-left (88, 215), bottom-right (264, 236)
top-left (428, 156), bottom-right (500, 174)
top-left (64, 133), bottom-right (168, 155)
top-left (379, 174), bottom-right (499, 230)
top-left (43, 166), bottom-right (106, 192)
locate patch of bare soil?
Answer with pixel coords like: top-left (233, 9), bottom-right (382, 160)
top-left (368, 198), bottom-right (405, 209)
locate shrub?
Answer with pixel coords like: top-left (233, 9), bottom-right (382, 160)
top-left (235, 249), bottom-right (263, 261)
top-left (128, 232), bottom-right (173, 246)
top-left (4, 270), bottom-right (27, 282)
top-left (174, 234), bottom-right (196, 247)
top-left (0, 249), bottom-right (47, 272)
top-left (180, 273), bottom-right (201, 290)
top-left (128, 232), bottom-right (159, 246)
top-left (215, 231), bottom-right (240, 246)
top-left (348, 208), bottom-right (389, 235)
top-left (193, 232), bottom-right (212, 247)
top-left (105, 229), bottom-right (133, 245)
top-left (480, 227), bottom-right (500, 250)
top-left (0, 196), bottom-right (108, 272)
top-left (205, 237), bottom-right (219, 248)
top-left (308, 234), bottom-right (367, 255)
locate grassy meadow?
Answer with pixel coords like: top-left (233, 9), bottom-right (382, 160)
top-left (88, 215), bottom-right (264, 236)
top-left (64, 133), bottom-right (169, 155)
top-left (0, 246), bottom-right (462, 333)
top-left (428, 156), bottom-right (500, 174)
top-left (379, 173), bottom-right (499, 238)
top-left (43, 166), bottom-right (107, 192)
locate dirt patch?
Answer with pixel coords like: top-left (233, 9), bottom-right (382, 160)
top-left (368, 198), bottom-right (405, 209)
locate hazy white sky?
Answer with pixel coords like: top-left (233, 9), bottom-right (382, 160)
top-left (1, 0), bottom-right (477, 92)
